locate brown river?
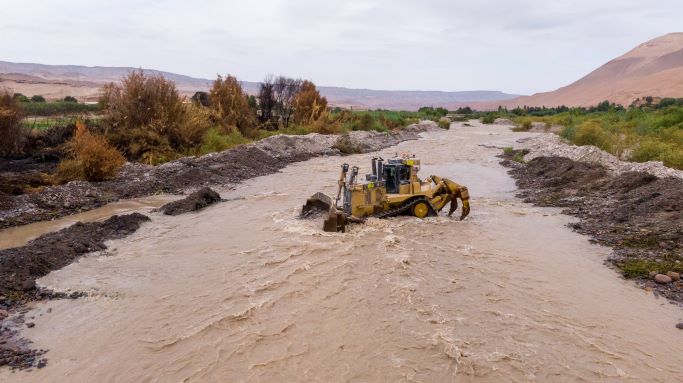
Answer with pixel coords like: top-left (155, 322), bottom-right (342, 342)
top-left (1, 123), bottom-right (682, 382)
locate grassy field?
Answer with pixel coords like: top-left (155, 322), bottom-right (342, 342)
top-left (20, 101), bottom-right (102, 116)
top-left (21, 115), bottom-right (103, 131)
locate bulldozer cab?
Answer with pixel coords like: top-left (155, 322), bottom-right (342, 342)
top-left (383, 163), bottom-right (410, 194)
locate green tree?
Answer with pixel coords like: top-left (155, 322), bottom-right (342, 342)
top-left (12, 93), bottom-right (29, 103)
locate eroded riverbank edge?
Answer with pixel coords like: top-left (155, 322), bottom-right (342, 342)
top-left (501, 131), bottom-right (683, 309)
top-left (0, 122), bottom-right (438, 230)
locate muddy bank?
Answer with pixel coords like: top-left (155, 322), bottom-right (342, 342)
top-left (0, 213), bottom-right (150, 296)
top-left (0, 212), bottom-right (149, 370)
top-left (0, 122), bottom-right (436, 230)
top-left (501, 153), bottom-right (683, 304)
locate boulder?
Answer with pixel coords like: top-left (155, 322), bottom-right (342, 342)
top-left (22, 279), bottom-right (36, 291)
top-left (654, 274), bottom-right (672, 284)
top-left (666, 271), bottom-right (680, 281)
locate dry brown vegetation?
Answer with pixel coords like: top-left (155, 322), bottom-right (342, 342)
top-left (4, 71), bottom-right (426, 192)
top-left (57, 120), bottom-right (125, 182)
top-left (101, 70), bottom-right (199, 164)
top-left (293, 81), bottom-right (328, 124)
top-left (208, 75), bottom-right (257, 137)
top-left (0, 89), bottom-right (26, 155)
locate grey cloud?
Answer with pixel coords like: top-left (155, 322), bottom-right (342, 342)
top-left (1, 1), bottom-right (681, 94)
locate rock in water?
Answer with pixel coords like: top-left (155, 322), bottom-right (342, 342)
top-left (666, 271), bottom-right (680, 281)
top-left (654, 274), bottom-right (672, 284)
top-left (21, 279), bottom-right (36, 291)
top-left (159, 187), bottom-right (222, 216)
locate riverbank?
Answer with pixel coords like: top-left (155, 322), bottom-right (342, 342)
top-left (502, 133), bottom-right (683, 306)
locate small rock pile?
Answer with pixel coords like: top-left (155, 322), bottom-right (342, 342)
top-left (158, 187), bottom-right (222, 216)
top-left (651, 271), bottom-right (681, 285)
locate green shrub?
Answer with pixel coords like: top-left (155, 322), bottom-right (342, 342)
top-left (197, 128), bottom-right (251, 155)
top-left (630, 139), bottom-right (683, 168)
top-left (630, 139), bottom-right (669, 162)
top-left (30, 95), bottom-right (46, 103)
top-left (481, 113), bottom-right (496, 124)
top-left (573, 121), bottom-right (612, 151)
top-left (13, 93), bottom-right (29, 103)
top-left (512, 151), bottom-right (526, 163)
top-left (512, 119), bottom-right (533, 132)
top-left (437, 118), bottom-right (450, 129)
top-left (620, 259), bottom-right (683, 279)
top-left (351, 113), bottom-right (381, 131)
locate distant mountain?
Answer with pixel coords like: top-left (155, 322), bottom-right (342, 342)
top-left (0, 60), bottom-right (518, 109)
top-left (307, 86), bottom-right (517, 110)
top-left (497, 33), bottom-right (683, 108)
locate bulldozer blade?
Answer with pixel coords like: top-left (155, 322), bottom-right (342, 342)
top-left (460, 199), bottom-right (470, 221)
top-left (301, 192), bottom-right (333, 218)
top-left (323, 209), bottom-right (346, 233)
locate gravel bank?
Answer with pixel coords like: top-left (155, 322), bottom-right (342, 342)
top-left (516, 133), bottom-right (683, 180)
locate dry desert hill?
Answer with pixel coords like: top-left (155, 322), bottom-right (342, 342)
top-left (0, 61), bottom-right (516, 110)
top-left (495, 32), bottom-right (683, 108)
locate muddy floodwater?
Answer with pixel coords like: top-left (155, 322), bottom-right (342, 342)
top-left (2, 123), bottom-right (682, 382)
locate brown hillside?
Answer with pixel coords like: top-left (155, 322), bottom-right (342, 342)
top-left (0, 61), bottom-right (517, 108)
top-left (497, 33), bottom-right (683, 108)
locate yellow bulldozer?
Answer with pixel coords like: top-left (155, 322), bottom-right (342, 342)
top-left (302, 156), bottom-right (470, 232)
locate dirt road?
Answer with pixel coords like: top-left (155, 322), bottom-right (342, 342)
top-left (2, 122), bottom-right (682, 382)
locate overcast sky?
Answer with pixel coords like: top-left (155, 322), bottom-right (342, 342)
top-left (1, 1), bottom-right (681, 95)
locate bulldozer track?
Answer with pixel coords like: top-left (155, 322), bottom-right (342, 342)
top-left (372, 197), bottom-right (437, 219)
